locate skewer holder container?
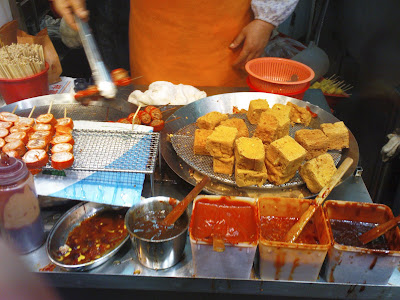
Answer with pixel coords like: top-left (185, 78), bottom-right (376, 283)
top-left (322, 200), bottom-right (400, 284)
top-left (258, 197), bottom-right (331, 281)
top-left (0, 62), bottom-right (49, 104)
top-left (189, 195), bottom-right (258, 279)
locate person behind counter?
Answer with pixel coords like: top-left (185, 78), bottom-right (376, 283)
top-left (52, 0), bottom-right (299, 87)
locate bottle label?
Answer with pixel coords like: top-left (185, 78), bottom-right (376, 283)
top-left (2, 180), bottom-right (40, 229)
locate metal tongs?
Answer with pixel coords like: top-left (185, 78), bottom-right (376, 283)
top-left (75, 16), bottom-right (117, 99)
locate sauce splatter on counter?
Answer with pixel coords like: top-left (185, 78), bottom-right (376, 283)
top-left (39, 263), bottom-right (56, 272)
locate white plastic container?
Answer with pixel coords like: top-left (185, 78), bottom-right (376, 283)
top-left (258, 197), bottom-right (331, 281)
top-left (189, 195), bottom-right (258, 279)
top-left (322, 200), bottom-right (400, 284)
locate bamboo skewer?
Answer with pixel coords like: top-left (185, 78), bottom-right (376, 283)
top-left (158, 103), bottom-right (171, 111)
top-left (64, 108), bottom-right (67, 118)
top-left (28, 106), bottom-right (36, 118)
top-left (48, 100), bottom-right (53, 114)
top-left (161, 106), bottom-right (178, 114)
top-left (165, 116), bottom-right (181, 124)
top-left (131, 104), bottom-right (142, 130)
top-left (131, 75), bottom-right (144, 81)
top-left (11, 105), bottom-right (18, 114)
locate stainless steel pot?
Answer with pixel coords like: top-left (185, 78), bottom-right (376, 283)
top-left (125, 196), bottom-right (189, 270)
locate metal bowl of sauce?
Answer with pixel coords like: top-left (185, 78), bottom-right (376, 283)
top-left (125, 196), bottom-right (189, 270)
top-left (46, 202), bottom-right (129, 271)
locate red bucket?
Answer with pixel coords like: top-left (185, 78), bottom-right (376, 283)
top-left (246, 77), bottom-right (309, 100)
top-left (0, 62), bottom-right (49, 104)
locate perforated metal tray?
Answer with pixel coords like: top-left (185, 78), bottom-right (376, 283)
top-left (162, 92), bottom-right (359, 197)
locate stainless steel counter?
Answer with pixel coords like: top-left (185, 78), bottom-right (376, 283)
top-left (3, 87), bottom-right (399, 299)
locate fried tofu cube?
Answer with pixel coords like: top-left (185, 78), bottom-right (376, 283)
top-left (295, 129), bottom-right (329, 160)
top-left (272, 103), bottom-right (292, 120)
top-left (196, 111), bottom-right (228, 130)
top-left (253, 112), bottom-right (279, 144)
top-left (286, 102), bottom-right (312, 126)
top-left (266, 136), bottom-right (307, 171)
top-left (264, 160), bottom-right (300, 185)
top-left (300, 153), bottom-right (337, 193)
top-left (213, 156), bottom-right (235, 175)
top-left (265, 136), bottom-right (307, 185)
top-left (254, 110), bottom-right (290, 144)
top-left (206, 125), bottom-right (238, 158)
top-left (320, 121), bottom-right (350, 150)
top-left (220, 118), bottom-right (249, 138)
top-left (246, 99), bottom-right (269, 124)
top-left (235, 163), bottom-right (268, 187)
top-left (235, 137), bottom-right (265, 171)
top-left (194, 129), bottom-right (213, 155)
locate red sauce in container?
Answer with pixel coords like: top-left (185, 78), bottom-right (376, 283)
top-left (190, 197), bottom-right (258, 245)
top-left (260, 216), bottom-right (319, 244)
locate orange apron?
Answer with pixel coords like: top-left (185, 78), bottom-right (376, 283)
top-left (129, 0), bottom-right (252, 87)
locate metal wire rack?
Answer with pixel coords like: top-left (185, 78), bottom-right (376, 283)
top-left (171, 113), bottom-right (342, 189)
top-left (68, 129), bottom-right (159, 173)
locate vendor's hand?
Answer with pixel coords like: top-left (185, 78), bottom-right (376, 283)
top-left (230, 20), bottom-right (275, 70)
top-left (52, 0), bottom-right (89, 31)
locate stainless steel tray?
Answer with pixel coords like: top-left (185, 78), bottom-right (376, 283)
top-left (162, 92), bottom-right (359, 198)
top-left (46, 201), bottom-right (129, 271)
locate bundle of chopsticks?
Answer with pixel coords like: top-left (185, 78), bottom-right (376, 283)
top-left (0, 41), bottom-right (45, 79)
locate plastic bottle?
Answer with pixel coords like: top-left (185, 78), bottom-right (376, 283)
top-left (0, 153), bottom-right (44, 254)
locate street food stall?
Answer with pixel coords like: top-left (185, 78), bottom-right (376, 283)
top-left (1, 84), bottom-right (399, 299)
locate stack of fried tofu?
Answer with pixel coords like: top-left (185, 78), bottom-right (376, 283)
top-left (234, 137), bottom-right (268, 187)
top-left (254, 108), bottom-right (291, 144)
top-left (206, 125), bottom-right (238, 175)
top-left (265, 136), bottom-right (307, 185)
top-left (194, 111), bottom-right (229, 156)
top-left (191, 100), bottom-right (351, 192)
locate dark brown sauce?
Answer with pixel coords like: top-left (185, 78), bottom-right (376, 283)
top-left (57, 209), bottom-right (127, 265)
top-left (131, 210), bottom-right (187, 240)
top-left (330, 219), bottom-right (390, 250)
